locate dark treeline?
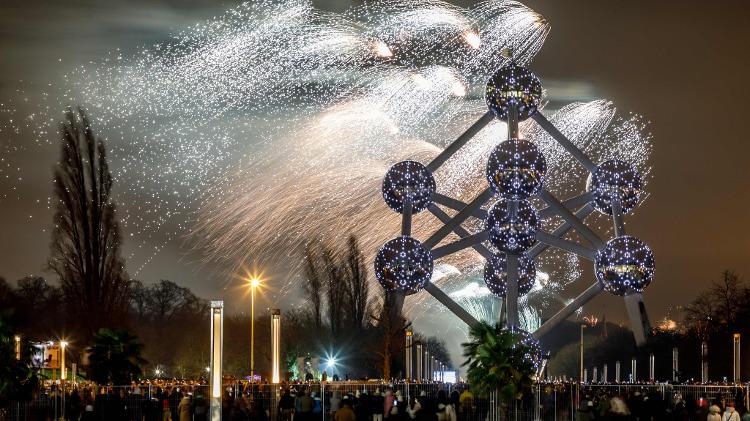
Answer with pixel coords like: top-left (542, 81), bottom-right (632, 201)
top-left (548, 270), bottom-right (750, 382)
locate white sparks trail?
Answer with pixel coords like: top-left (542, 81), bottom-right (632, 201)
top-left (0, 0), bottom-right (652, 328)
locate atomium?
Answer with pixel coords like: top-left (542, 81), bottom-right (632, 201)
top-left (484, 253), bottom-right (536, 297)
top-left (382, 160), bottom-right (436, 213)
top-left (587, 159), bottom-right (643, 215)
top-left (485, 61), bottom-right (542, 121)
top-left (595, 235), bottom-right (655, 296)
top-left (485, 198), bottom-right (539, 254)
top-left (486, 138), bottom-right (547, 200)
top-left (374, 236), bottom-right (434, 294)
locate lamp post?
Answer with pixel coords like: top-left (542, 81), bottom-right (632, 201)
top-left (580, 324), bottom-right (587, 383)
top-left (60, 340), bottom-right (68, 381)
top-left (249, 277), bottom-right (261, 378)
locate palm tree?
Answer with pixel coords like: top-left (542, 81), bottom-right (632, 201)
top-left (87, 328), bottom-right (146, 385)
top-left (462, 321), bottom-right (539, 403)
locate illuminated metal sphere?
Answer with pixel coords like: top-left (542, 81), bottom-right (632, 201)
top-left (483, 253), bottom-right (536, 297)
top-left (485, 199), bottom-right (539, 253)
top-left (587, 159), bottom-right (643, 215)
top-left (485, 62), bottom-right (542, 121)
top-left (508, 326), bottom-right (543, 370)
top-left (382, 160), bottom-right (436, 213)
top-left (595, 235), bottom-right (655, 296)
top-left (375, 236), bottom-right (433, 294)
top-left (486, 139), bottom-right (547, 199)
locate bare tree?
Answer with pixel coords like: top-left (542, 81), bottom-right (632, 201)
top-left (710, 270), bottom-right (742, 328)
top-left (343, 236), bottom-right (369, 330)
top-left (48, 107), bottom-right (129, 334)
top-left (303, 243), bottom-right (324, 329)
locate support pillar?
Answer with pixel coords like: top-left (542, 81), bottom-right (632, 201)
top-left (624, 293), bottom-right (651, 346)
top-left (672, 347), bottom-right (679, 382)
top-left (405, 330), bottom-right (413, 381)
top-left (631, 358), bottom-right (637, 383)
top-left (701, 340), bottom-right (708, 383)
top-left (271, 309), bottom-right (281, 383)
top-left (649, 353), bottom-right (655, 382)
top-left (210, 301), bottom-right (224, 421)
top-left (615, 361), bottom-right (621, 383)
top-left (603, 364), bottom-right (608, 383)
top-left (416, 343), bottom-right (423, 381)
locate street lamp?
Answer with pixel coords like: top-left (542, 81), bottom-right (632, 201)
top-left (14, 335), bottom-right (20, 360)
top-left (580, 324), bottom-right (587, 383)
top-left (248, 276), bottom-right (262, 378)
top-left (60, 340), bottom-right (68, 381)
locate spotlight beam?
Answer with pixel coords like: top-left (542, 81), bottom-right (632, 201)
top-left (426, 111), bottom-right (495, 172)
top-left (423, 188), bottom-right (493, 249)
top-left (532, 282), bottom-right (603, 339)
top-left (535, 231), bottom-right (596, 260)
top-left (431, 230), bottom-right (490, 259)
top-left (532, 112), bottom-right (597, 172)
top-left (538, 189), bottom-right (605, 250)
top-left (427, 204), bottom-right (494, 260)
top-left (527, 203), bottom-right (595, 259)
top-left (538, 192), bottom-right (593, 220)
top-left (424, 282), bottom-right (480, 327)
top-left (431, 192), bottom-right (487, 220)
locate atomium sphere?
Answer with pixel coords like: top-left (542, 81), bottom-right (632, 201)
top-left (485, 199), bottom-right (539, 253)
top-left (508, 326), bottom-right (543, 371)
top-left (485, 62), bottom-right (542, 121)
top-left (382, 160), bottom-right (436, 214)
top-left (587, 159), bottom-right (643, 215)
top-left (595, 235), bottom-right (655, 296)
top-left (483, 253), bottom-right (536, 297)
top-left (375, 236), bottom-right (434, 294)
top-left (486, 139), bottom-right (547, 199)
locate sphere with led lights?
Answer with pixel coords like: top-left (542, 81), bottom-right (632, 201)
top-left (595, 235), bottom-right (655, 296)
top-left (587, 159), bottom-right (643, 215)
top-left (486, 139), bottom-right (547, 199)
top-left (483, 253), bottom-right (536, 297)
top-left (486, 198), bottom-right (539, 253)
top-left (382, 160), bottom-right (436, 213)
top-left (485, 62), bottom-right (542, 121)
top-left (375, 236), bottom-right (433, 294)
top-left (508, 326), bottom-right (543, 371)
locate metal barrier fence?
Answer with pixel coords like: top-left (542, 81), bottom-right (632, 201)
top-left (1, 382), bottom-right (747, 421)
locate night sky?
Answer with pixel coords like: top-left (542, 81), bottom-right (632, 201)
top-left (1, 0), bottom-right (749, 325)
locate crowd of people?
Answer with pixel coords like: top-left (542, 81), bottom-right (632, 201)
top-left (568, 387), bottom-right (750, 421)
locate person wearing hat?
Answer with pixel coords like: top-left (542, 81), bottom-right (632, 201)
top-left (724, 404), bottom-right (741, 421)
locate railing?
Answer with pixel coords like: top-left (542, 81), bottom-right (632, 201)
top-left (1, 382), bottom-right (747, 421)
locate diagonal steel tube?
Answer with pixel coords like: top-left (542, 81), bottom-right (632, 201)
top-left (424, 282), bottom-right (480, 327)
top-left (532, 112), bottom-right (597, 172)
top-left (431, 192), bottom-right (487, 220)
top-left (506, 253), bottom-right (519, 327)
top-left (538, 191), bottom-right (594, 220)
top-left (431, 230), bottom-right (490, 259)
top-left (402, 199), bottom-right (413, 236)
top-left (427, 111), bottom-right (495, 172)
top-left (532, 282), bottom-right (604, 340)
top-left (528, 203), bottom-right (595, 259)
top-left (428, 204), bottom-right (494, 260)
top-left (539, 189), bottom-right (605, 250)
top-left (423, 189), bottom-right (493, 250)
top-left (535, 231), bottom-right (596, 260)
top-left (611, 199), bottom-right (625, 237)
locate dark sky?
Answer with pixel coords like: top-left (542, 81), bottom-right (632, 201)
top-left (1, 0), bottom-right (749, 323)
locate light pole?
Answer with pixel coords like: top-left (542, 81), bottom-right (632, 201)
top-left (580, 324), bottom-right (587, 383)
top-left (60, 340), bottom-right (68, 381)
top-left (249, 277), bottom-right (261, 378)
